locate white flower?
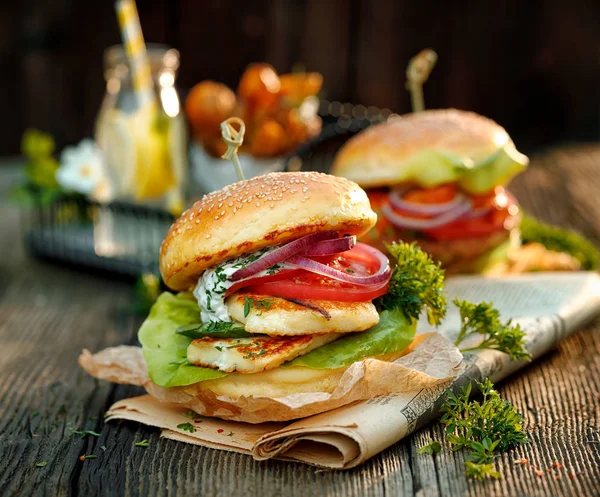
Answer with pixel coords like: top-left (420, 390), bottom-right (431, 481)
top-left (56, 139), bottom-right (105, 196)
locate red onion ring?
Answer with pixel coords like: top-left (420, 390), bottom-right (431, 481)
top-left (303, 235), bottom-right (356, 256)
top-left (230, 231), bottom-right (339, 281)
top-left (463, 206), bottom-right (492, 219)
top-left (389, 187), bottom-right (467, 216)
top-left (382, 200), bottom-right (471, 230)
top-left (287, 243), bottom-right (391, 286)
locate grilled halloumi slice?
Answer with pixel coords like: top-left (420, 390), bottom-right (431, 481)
top-left (226, 292), bottom-right (379, 336)
top-left (187, 333), bottom-right (340, 374)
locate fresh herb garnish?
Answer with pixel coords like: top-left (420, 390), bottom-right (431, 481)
top-left (70, 429), bottom-right (102, 439)
top-left (227, 431), bottom-right (234, 436)
top-left (100, 445), bottom-right (107, 451)
top-left (376, 242), bottom-right (446, 324)
top-left (176, 321), bottom-right (251, 339)
top-left (36, 461), bottom-right (47, 468)
top-left (182, 410), bottom-right (202, 420)
top-left (266, 263), bottom-right (281, 275)
top-left (453, 299), bottom-right (531, 361)
top-left (244, 296), bottom-right (253, 317)
top-left (243, 349), bottom-right (267, 359)
top-left (134, 439), bottom-right (150, 447)
top-left (80, 455), bottom-right (97, 460)
top-left (177, 422), bottom-right (195, 433)
top-left (205, 289), bottom-right (212, 311)
top-left (31, 409), bottom-right (39, 417)
top-left (346, 268), bottom-right (355, 273)
top-left (243, 296), bottom-right (273, 317)
top-left (417, 441), bottom-right (441, 455)
top-left (439, 378), bottom-right (528, 480)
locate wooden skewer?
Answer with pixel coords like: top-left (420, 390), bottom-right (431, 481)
top-left (220, 117), bottom-right (246, 182)
top-left (406, 49), bottom-right (438, 112)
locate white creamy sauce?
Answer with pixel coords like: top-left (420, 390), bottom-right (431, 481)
top-left (193, 245), bottom-right (293, 323)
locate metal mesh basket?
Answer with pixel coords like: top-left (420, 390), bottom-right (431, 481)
top-left (23, 102), bottom-right (388, 278)
top-left (24, 198), bottom-right (174, 277)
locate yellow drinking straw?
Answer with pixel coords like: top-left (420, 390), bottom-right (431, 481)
top-left (115, 0), bottom-right (155, 109)
top-left (406, 49), bottom-right (438, 112)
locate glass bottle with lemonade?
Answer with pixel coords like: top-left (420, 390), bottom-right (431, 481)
top-left (95, 45), bottom-right (187, 215)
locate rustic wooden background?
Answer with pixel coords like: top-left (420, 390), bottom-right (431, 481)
top-left (1, 146), bottom-right (600, 496)
top-left (0, 0), bottom-right (599, 155)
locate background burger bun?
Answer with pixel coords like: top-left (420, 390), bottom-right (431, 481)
top-left (160, 171), bottom-right (377, 291)
top-left (331, 109), bottom-right (516, 188)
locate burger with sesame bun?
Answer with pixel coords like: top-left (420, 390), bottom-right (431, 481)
top-left (331, 109), bottom-right (529, 274)
top-left (80, 171), bottom-right (450, 423)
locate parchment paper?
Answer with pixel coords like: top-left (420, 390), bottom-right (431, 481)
top-left (82, 271), bottom-right (600, 469)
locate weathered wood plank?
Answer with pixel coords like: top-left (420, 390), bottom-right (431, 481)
top-left (1, 147), bottom-right (600, 496)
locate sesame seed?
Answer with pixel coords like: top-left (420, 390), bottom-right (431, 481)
top-left (214, 216), bottom-right (219, 220)
top-left (218, 203), bottom-right (223, 208)
top-left (228, 202), bottom-right (233, 206)
top-left (195, 219), bottom-right (200, 224)
top-left (220, 210), bottom-right (225, 216)
top-left (270, 203), bottom-right (275, 208)
top-left (256, 202), bottom-right (260, 207)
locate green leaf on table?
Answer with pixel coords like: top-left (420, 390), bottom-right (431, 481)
top-left (417, 441), bottom-right (442, 455)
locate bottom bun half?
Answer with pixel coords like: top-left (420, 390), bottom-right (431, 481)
top-left (79, 334), bottom-right (464, 423)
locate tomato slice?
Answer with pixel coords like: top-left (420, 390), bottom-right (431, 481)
top-left (225, 269), bottom-right (304, 296)
top-left (226, 244), bottom-right (389, 302)
top-left (402, 184), bottom-right (458, 204)
top-left (424, 188), bottom-right (518, 241)
top-left (246, 275), bottom-right (389, 302)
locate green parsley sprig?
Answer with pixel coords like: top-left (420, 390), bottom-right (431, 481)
top-left (376, 242), bottom-right (446, 325)
top-left (453, 299), bottom-right (531, 361)
top-left (440, 379), bottom-right (529, 480)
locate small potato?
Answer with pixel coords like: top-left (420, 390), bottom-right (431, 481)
top-left (238, 63), bottom-right (281, 118)
top-left (185, 81), bottom-right (237, 139)
top-left (279, 72), bottom-right (323, 106)
top-left (249, 119), bottom-right (289, 157)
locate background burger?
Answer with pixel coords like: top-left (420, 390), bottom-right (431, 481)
top-left (331, 109), bottom-right (529, 274)
top-left (80, 171), bottom-right (449, 422)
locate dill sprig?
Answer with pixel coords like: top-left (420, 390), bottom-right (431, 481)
top-left (453, 299), bottom-right (531, 361)
top-left (440, 379), bottom-right (529, 481)
top-left (376, 242), bottom-right (446, 325)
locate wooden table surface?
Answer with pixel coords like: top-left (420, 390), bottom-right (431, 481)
top-left (1, 146), bottom-right (600, 497)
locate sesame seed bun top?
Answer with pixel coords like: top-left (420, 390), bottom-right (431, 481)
top-left (160, 171), bottom-right (377, 291)
top-left (331, 109), bottom-right (517, 188)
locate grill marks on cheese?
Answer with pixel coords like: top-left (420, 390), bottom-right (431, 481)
top-left (187, 333), bottom-right (340, 373)
top-left (226, 293), bottom-right (380, 336)
top-left (186, 293), bottom-right (380, 374)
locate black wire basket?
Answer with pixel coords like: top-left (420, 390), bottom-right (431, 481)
top-left (23, 102), bottom-right (390, 278)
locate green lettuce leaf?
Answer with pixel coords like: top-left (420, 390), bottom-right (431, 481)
top-left (285, 308), bottom-right (416, 369)
top-left (138, 292), bottom-right (227, 387)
